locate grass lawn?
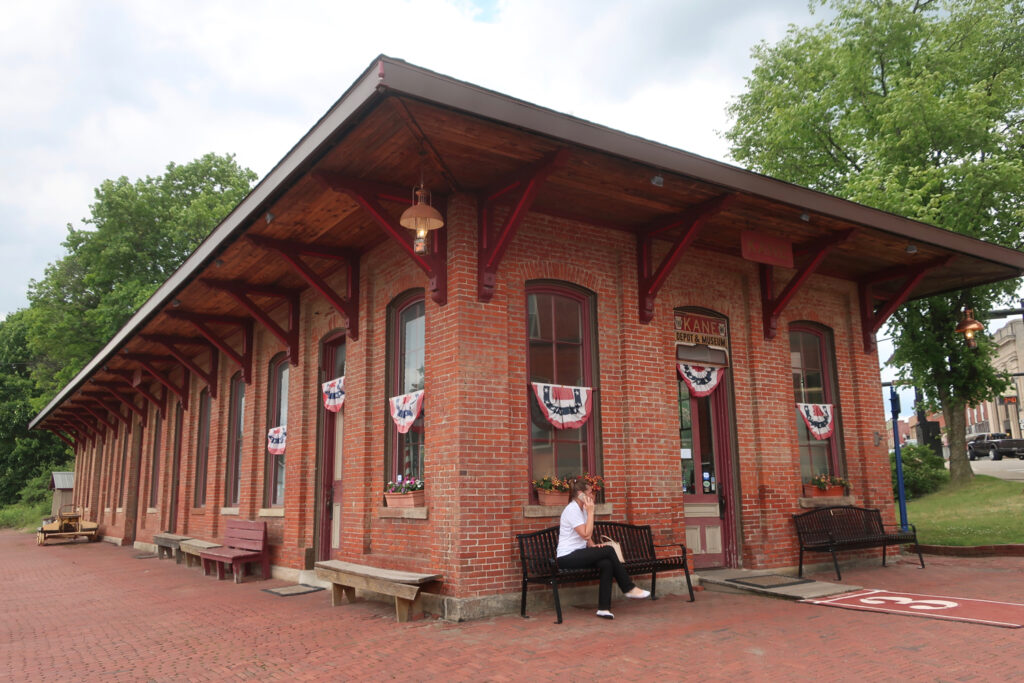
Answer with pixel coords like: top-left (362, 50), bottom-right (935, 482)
top-left (907, 475), bottom-right (1024, 546)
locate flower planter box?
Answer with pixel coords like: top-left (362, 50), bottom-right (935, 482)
top-left (803, 484), bottom-right (846, 498)
top-left (536, 490), bottom-right (568, 506)
top-left (385, 490), bottom-right (425, 508)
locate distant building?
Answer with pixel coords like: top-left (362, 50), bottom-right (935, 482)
top-left (49, 472), bottom-right (74, 517)
top-left (983, 319), bottom-right (1024, 437)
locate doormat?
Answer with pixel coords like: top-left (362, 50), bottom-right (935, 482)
top-left (262, 584), bottom-right (325, 597)
top-left (726, 574), bottom-right (815, 589)
top-left (133, 553), bottom-right (158, 559)
top-left (802, 589), bottom-right (1024, 628)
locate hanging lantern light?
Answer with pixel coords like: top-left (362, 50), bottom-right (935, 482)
top-left (955, 308), bottom-right (984, 348)
top-left (400, 183), bottom-right (444, 255)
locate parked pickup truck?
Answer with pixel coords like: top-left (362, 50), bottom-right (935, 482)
top-left (966, 432), bottom-right (1024, 461)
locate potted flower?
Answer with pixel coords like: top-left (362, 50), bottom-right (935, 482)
top-left (531, 476), bottom-right (570, 506)
top-left (803, 473), bottom-right (849, 498)
top-left (384, 476), bottom-right (425, 508)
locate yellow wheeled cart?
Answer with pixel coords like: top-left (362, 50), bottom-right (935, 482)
top-left (36, 505), bottom-right (99, 545)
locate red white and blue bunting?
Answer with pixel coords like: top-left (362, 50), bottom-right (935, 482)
top-left (389, 390), bottom-right (425, 434)
top-left (322, 376), bottom-right (346, 413)
top-left (797, 403), bottom-right (836, 440)
top-left (267, 425), bottom-right (287, 455)
top-left (531, 382), bottom-right (594, 430)
top-left (677, 364), bottom-right (724, 397)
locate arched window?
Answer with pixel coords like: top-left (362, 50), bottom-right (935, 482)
top-left (225, 372), bottom-right (245, 507)
top-left (265, 353), bottom-right (289, 506)
top-left (790, 323), bottom-right (844, 481)
top-left (526, 282), bottom-right (599, 491)
top-left (194, 387), bottom-right (211, 507)
top-left (148, 409), bottom-right (162, 508)
top-left (386, 292), bottom-right (426, 483)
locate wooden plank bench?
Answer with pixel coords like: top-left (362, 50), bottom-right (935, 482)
top-left (793, 505), bottom-right (925, 580)
top-left (200, 520), bottom-right (270, 583)
top-left (179, 539), bottom-right (222, 568)
top-left (314, 560), bottom-right (442, 622)
top-left (153, 533), bottom-right (192, 563)
top-left (516, 521), bottom-right (695, 623)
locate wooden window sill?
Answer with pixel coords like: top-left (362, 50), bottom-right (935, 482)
top-left (523, 503), bottom-right (613, 518)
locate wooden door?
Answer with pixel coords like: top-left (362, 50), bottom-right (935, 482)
top-left (317, 336), bottom-right (346, 561)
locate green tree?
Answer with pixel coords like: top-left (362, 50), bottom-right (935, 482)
top-left (726, 0), bottom-right (1024, 484)
top-left (25, 153), bottom-right (256, 396)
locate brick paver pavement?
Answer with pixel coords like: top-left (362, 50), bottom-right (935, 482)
top-left (2, 530), bottom-right (1022, 681)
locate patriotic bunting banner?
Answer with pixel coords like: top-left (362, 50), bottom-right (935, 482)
top-left (797, 403), bottom-right (836, 440)
top-left (531, 383), bottom-right (593, 430)
top-left (322, 376), bottom-right (346, 413)
top-left (267, 425), bottom-right (287, 455)
top-left (677, 364), bottom-right (724, 397)
top-left (389, 390), bottom-right (425, 434)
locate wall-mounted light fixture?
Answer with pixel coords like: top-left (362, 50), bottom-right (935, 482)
top-left (955, 308), bottom-right (984, 348)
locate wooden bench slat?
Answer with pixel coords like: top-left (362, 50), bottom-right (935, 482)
top-left (313, 560), bottom-right (443, 622)
top-left (314, 560), bottom-right (441, 585)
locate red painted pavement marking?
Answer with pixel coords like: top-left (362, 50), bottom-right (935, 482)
top-left (802, 589), bottom-right (1024, 628)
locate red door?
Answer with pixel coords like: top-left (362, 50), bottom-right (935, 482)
top-left (317, 336), bottom-right (346, 561)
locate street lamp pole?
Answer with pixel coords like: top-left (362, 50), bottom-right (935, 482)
top-left (883, 381), bottom-right (909, 531)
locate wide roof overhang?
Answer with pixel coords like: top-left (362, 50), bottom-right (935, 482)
top-left (31, 55), bottom-right (1024, 435)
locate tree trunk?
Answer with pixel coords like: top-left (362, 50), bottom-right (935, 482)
top-left (915, 387), bottom-right (943, 454)
top-left (943, 402), bottom-right (974, 485)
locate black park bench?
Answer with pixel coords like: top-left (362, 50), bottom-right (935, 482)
top-left (517, 521), bottom-right (695, 623)
top-left (793, 505), bottom-right (925, 581)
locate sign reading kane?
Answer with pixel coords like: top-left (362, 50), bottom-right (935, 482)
top-left (675, 312), bottom-right (729, 348)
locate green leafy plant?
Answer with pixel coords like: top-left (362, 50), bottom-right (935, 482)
top-left (384, 477), bottom-right (424, 494)
top-left (531, 476), bottom-right (570, 492)
top-left (808, 473), bottom-right (849, 490)
top-left (891, 443), bottom-right (948, 499)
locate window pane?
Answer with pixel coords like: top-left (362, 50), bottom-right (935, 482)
top-left (531, 441), bottom-right (554, 479)
top-left (555, 344), bottom-right (583, 385)
top-left (149, 412), bottom-right (162, 508)
top-left (527, 294), bottom-right (553, 340)
top-left (554, 296), bottom-right (581, 342)
top-left (556, 441), bottom-right (584, 477)
top-left (529, 341), bottom-right (554, 383)
top-left (401, 302), bottom-right (425, 393)
top-left (277, 364), bottom-right (289, 425)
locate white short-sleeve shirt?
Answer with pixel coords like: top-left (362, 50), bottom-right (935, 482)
top-left (556, 502), bottom-right (588, 557)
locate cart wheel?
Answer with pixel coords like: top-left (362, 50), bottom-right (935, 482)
top-left (89, 533), bottom-right (99, 542)
top-left (37, 532), bottom-right (45, 546)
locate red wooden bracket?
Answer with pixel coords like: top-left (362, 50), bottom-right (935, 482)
top-left (80, 402), bottom-right (119, 433)
top-left (637, 194), bottom-right (737, 323)
top-left (46, 427), bottom-right (76, 449)
top-left (477, 149), bottom-right (570, 302)
top-left (123, 353), bottom-right (191, 411)
top-left (313, 171), bottom-right (447, 306)
top-left (60, 413), bottom-right (100, 441)
top-left (246, 235), bottom-right (360, 341)
top-left (52, 419), bottom-right (89, 445)
top-left (140, 334), bottom-right (220, 399)
top-left (92, 382), bottom-right (148, 427)
top-left (167, 311), bottom-right (254, 382)
top-left (108, 370), bottom-right (166, 418)
top-left (82, 395), bottom-right (130, 426)
top-left (858, 256), bottom-right (953, 353)
top-left (760, 229), bottom-right (858, 339)
top-left (201, 279), bottom-right (301, 366)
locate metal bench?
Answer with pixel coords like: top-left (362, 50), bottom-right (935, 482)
top-left (153, 533), bottom-right (192, 563)
top-left (200, 520), bottom-right (270, 583)
top-left (516, 521), bottom-right (695, 623)
top-left (793, 505), bottom-right (925, 580)
top-left (314, 560), bottom-right (442, 622)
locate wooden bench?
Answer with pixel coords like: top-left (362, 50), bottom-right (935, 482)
top-left (179, 539), bottom-right (222, 568)
top-left (153, 533), bottom-right (192, 563)
top-left (199, 520), bottom-right (270, 583)
top-left (315, 560), bottom-right (442, 622)
top-left (793, 505), bottom-right (925, 580)
top-left (516, 521), bottom-right (695, 623)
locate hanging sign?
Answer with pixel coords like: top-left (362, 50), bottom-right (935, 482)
top-left (797, 403), bottom-right (835, 440)
top-left (674, 311), bottom-right (729, 349)
top-left (322, 376), bottom-right (346, 412)
top-left (531, 382), bottom-right (594, 430)
top-left (389, 390), bottom-right (425, 434)
top-left (267, 425), bottom-right (287, 454)
top-left (677, 364), bottom-right (724, 397)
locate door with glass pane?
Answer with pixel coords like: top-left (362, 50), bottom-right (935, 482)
top-left (317, 336), bottom-right (346, 561)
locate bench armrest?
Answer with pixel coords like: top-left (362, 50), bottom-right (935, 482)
top-left (653, 542), bottom-right (687, 556)
top-left (881, 522), bottom-right (917, 534)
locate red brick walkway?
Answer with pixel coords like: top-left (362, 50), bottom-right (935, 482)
top-left (3, 530), bottom-right (1022, 681)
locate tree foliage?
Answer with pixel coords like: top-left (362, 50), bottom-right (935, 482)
top-left (727, 0), bottom-right (1024, 484)
top-left (0, 153), bottom-right (255, 505)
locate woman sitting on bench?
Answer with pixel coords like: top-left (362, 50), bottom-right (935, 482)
top-left (556, 476), bottom-right (650, 619)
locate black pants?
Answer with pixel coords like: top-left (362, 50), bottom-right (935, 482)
top-left (558, 546), bottom-right (636, 610)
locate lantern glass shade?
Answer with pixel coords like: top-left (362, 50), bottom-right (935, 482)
top-left (400, 187), bottom-right (444, 233)
top-left (955, 309), bottom-right (984, 348)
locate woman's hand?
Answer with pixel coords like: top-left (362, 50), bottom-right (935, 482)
top-left (582, 492), bottom-right (595, 512)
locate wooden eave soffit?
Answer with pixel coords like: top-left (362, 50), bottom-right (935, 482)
top-left (122, 353), bottom-right (192, 411)
top-left (246, 235), bottom-right (360, 342)
top-left (759, 229), bottom-right (859, 339)
top-left (200, 279), bottom-right (301, 366)
top-left (166, 311), bottom-right (254, 383)
top-left (313, 171), bottom-right (447, 306)
top-left (90, 382), bottom-right (147, 427)
top-left (107, 369), bottom-right (167, 418)
top-left (140, 334), bottom-right (220, 399)
top-left (637, 193), bottom-right (738, 324)
top-left (858, 256), bottom-right (953, 353)
top-left (477, 149), bottom-right (570, 302)
top-left (81, 394), bottom-right (131, 426)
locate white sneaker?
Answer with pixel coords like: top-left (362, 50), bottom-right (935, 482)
top-left (596, 610), bottom-right (615, 619)
top-left (625, 588), bottom-right (651, 599)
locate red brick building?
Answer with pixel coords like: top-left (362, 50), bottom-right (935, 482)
top-left (31, 57), bottom-right (1024, 617)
